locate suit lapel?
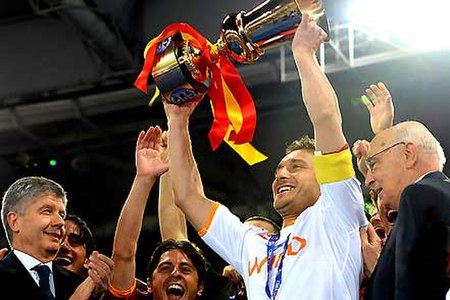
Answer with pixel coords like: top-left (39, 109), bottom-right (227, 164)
top-left (4, 252), bottom-right (42, 295)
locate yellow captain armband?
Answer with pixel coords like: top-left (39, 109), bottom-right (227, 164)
top-left (312, 148), bottom-right (355, 184)
top-left (108, 279), bottom-right (137, 299)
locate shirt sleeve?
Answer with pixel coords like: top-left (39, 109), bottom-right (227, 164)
top-left (312, 148), bottom-right (367, 286)
top-left (199, 203), bottom-right (250, 275)
top-left (313, 148), bottom-right (367, 229)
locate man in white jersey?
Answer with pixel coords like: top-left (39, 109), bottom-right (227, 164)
top-left (163, 14), bottom-right (367, 299)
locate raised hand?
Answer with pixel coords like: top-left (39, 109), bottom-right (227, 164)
top-left (292, 13), bottom-right (328, 58)
top-left (87, 251), bottom-right (114, 298)
top-left (362, 82), bottom-right (394, 134)
top-left (135, 126), bottom-right (169, 179)
top-left (352, 139), bottom-right (370, 176)
top-left (163, 98), bottom-right (201, 126)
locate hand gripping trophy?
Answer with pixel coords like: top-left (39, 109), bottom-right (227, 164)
top-left (134, 0), bottom-right (329, 164)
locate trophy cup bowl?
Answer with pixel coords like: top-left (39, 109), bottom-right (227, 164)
top-left (218, 0), bottom-right (329, 63)
top-left (151, 0), bottom-right (329, 104)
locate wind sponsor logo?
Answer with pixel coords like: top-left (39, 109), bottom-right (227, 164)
top-left (248, 236), bottom-right (307, 276)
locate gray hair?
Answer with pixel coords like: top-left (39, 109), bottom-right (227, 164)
top-left (1, 176), bottom-right (68, 246)
top-left (394, 121), bottom-right (446, 170)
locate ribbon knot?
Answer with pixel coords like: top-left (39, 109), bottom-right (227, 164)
top-left (134, 23), bottom-right (268, 165)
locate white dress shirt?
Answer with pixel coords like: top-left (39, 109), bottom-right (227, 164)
top-left (14, 249), bottom-right (56, 297)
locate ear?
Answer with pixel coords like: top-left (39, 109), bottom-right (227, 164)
top-left (403, 142), bottom-right (418, 169)
top-left (197, 281), bottom-right (204, 297)
top-left (7, 212), bottom-right (20, 233)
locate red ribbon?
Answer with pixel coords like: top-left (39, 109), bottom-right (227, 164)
top-left (134, 23), bottom-right (256, 150)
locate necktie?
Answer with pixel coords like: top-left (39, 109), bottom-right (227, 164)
top-left (32, 265), bottom-right (55, 300)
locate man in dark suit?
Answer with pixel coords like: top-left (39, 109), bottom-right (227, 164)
top-left (362, 121), bottom-right (450, 299)
top-left (0, 176), bottom-right (112, 299)
top-left (0, 249), bottom-right (84, 299)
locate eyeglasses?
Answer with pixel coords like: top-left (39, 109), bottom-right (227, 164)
top-left (365, 142), bottom-right (405, 173)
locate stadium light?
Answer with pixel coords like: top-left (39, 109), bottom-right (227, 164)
top-left (347, 0), bottom-right (450, 50)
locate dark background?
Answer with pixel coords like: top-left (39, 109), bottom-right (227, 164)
top-left (1, 0), bottom-right (449, 279)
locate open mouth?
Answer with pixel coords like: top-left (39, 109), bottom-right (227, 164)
top-left (54, 256), bottom-right (72, 266)
top-left (166, 283), bottom-right (185, 298)
top-left (373, 224), bottom-right (386, 239)
top-left (277, 185), bottom-right (295, 194)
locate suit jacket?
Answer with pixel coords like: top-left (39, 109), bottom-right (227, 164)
top-left (365, 171), bottom-right (450, 300)
top-left (0, 251), bottom-right (84, 299)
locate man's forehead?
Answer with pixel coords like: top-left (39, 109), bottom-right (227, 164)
top-left (25, 194), bottom-right (65, 209)
top-left (38, 194), bottom-right (65, 206)
top-left (279, 150), bottom-right (312, 164)
top-left (27, 196), bottom-right (66, 218)
top-left (159, 249), bottom-right (192, 264)
top-left (369, 133), bottom-right (394, 155)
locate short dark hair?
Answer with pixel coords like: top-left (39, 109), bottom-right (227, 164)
top-left (244, 216), bottom-right (280, 233)
top-left (65, 214), bottom-right (95, 257)
top-left (1, 176), bottom-right (67, 246)
top-left (147, 239), bottom-right (207, 283)
top-left (285, 135), bottom-right (315, 155)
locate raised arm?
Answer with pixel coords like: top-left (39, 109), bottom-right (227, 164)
top-left (158, 172), bottom-right (188, 240)
top-left (110, 126), bottom-right (168, 291)
top-left (353, 82), bottom-right (395, 178)
top-left (292, 13), bottom-right (345, 153)
top-left (292, 14), bottom-right (346, 153)
top-left (157, 128), bottom-right (188, 240)
top-left (163, 101), bottom-right (214, 231)
top-left (362, 82), bottom-right (394, 135)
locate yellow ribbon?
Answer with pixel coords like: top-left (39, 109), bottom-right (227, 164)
top-left (144, 32), bottom-right (267, 165)
top-left (219, 77), bottom-right (268, 165)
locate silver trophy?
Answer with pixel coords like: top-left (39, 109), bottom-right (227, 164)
top-left (151, 0), bottom-right (329, 104)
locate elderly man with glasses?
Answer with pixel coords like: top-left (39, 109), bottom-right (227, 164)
top-left (354, 82), bottom-right (450, 300)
